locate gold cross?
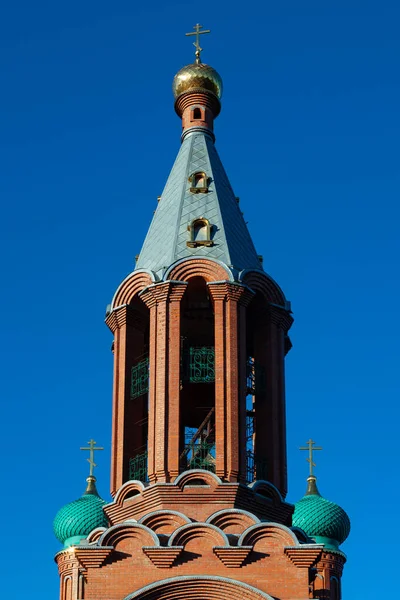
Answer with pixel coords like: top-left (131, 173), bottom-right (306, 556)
top-left (80, 439), bottom-right (104, 477)
top-left (185, 23), bottom-right (211, 63)
top-left (299, 438), bottom-right (323, 477)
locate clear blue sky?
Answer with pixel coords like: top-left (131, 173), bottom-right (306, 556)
top-left (1, 1), bottom-right (398, 598)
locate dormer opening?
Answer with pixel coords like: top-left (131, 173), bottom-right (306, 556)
top-left (189, 171), bottom-right (209, 194)
top-left (187, 217), bottom-right (213, 248)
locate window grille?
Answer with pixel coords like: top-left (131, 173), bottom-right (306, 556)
top-left (131, 357), bottom-right (149, 399)
top-left (182, 440), bottom-right (216, 472)
top-left (188, 346), bottom-right (215, 382)
top-left (129, 450), bottom-right (148, 482)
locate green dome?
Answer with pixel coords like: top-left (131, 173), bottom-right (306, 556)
top-left (53, 477), bottom-right (108, 547)
top-left (292, 477), bottom-right (350, 550)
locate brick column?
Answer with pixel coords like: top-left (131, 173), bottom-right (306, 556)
top-left (270, 306), bottom-right (293, 498)
top-left (313, 552), bottom-right (346, 600)
top-left (254, 305), bottom-right (292, 498)
top-left (106, 305), bottom-right (148, 495)
top-left (208, 282), bottom-right (253, 482)
top-left (140, 281), bottom-right (187, 482)
top-left (55, 552), bottom-right (81, 600)
top-left (208, 285), bottom-right (226, 478)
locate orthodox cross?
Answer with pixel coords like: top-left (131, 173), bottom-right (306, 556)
top-left (185, 23), bottom-right (210, 63)
top-left (80, 439), bottom-right (104, 477)
top-left (299, 438), bottom-right (322, 477)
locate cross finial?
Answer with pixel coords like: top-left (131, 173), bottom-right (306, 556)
top-left (185, 23), bottom-right (211, 64)
top-left (80, 439), bottom-right (104, 477)
top-left (299, 438), bottom-right (323, 477)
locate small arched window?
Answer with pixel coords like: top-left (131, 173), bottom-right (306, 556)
top-left (189, 171), bottom-right (208, 193)
top-left (187, 218), bottom-right (213, 247)
top-left (192, 107), bottom-right (202, 120)
top-left (330, 577), bottom-right (341, 600)
top-left (64, 576), bottom-right (72, 600)
top-left (78, 574), bottom-right (85, 600)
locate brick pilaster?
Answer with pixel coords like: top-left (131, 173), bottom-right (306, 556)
top-left (140, 281), bottom-right (187, 482)
top-left (208, 282), bottom-right (254, 482)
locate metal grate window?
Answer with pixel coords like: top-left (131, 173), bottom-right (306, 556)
top-left (182, 440), bottom-right (216, 472)
top-left (131, 357), bottom-right (149, 399)
top-left (246, 410), bottom-right (255, 443)
top-left (188, 346), bottom-right (215, 383)
top-left (129, 450), bottom-right (148, 482)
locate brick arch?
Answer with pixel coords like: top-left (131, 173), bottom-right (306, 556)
top-left (139, 510), bottom-right (191, 534)
top-left (249, 480), bottom-right (283, 503)
top-left (112, 480), bottom-right (146, 506)
top-left (240, 270), bottom-right (286, 306)
top-left (174, 469), bottom-right (221, 490)
top-left (98, 522), bottom-right (159, 548)
top-left (238, 523), bottom-right (298, 548)
top-left (112, 270), bottom-right (154, 308)
top-left (166, 258), bottom-right (233, 283)
top-left (168, 522), bottom-right (229, 548)
top-left (123, 575), bottom-right (274, 600)
top-left (206, 509), bottom-right (260, 533)
top-left (86, 527), bottom-right (106, 543)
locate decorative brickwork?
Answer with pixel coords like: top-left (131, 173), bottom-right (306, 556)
top-left (166, 257), bottom-right (232, 283)
top-left (55, 48), bottom-right (349, 600)
top-left (111, 271), bottom-right (154, 311)
top-left (55, 499), bottom-right (321, 600)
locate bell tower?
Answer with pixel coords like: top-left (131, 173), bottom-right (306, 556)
top-left (105, 28), bottom-right (293, 498)
top-left (54, 26), bottom-right (350, 600)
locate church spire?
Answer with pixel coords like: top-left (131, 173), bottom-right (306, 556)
top-left (135, 38), bottom-right (261, 279)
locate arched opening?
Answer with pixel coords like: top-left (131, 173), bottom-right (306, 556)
top-left (64, 577), bottom-right (72, 600)
top-left (245, 291), bottom-right (269, 483)
top-left (192, 107), bottom-right (202, 120)
top-left (187, 218), bottom-right (213, 247)
top-left (125, 295), bottom-right (150, 484)
top-left (78, 574), bottom-right (84, 600)
top-left (189, 171), bottom-right (208, 193)
top-left (180, 277), bottom-right (215, 474)
top-left (330, 577), bottom-right (341, 600)
top-left (194, 219), bottom-right (208, 242)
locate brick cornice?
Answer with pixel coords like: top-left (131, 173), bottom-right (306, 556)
top-left (142, 546), bottom-right (183, 568)
top-left (140, 281), bottom-right (188, 307)
top-left (74, 547), bottom-right (114, 569)
top-left (269, 304), bottom-right (294, 333)
top-left (168, 281), bottom-right (188, 302)
top-left (54, 549), bottom-right (80, 576)
top-left (106, 305), bottom-right (147, 333)
top-left (284, 546), bottom-right (323, 568)
top-left (213, 546), bottom-right (252, 567)
top-left (105, 309), bottom-right (119, 333)
top-left (207, 282), bottom-right (254, 305)
top-left (316, 550), bottom-right (346, 576)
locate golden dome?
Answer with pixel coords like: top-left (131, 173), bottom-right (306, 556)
top-left (172, 62), bottom-right (223, 100)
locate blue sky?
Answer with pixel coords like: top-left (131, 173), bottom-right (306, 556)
top-left (1, 1), bottom-right (399, 598)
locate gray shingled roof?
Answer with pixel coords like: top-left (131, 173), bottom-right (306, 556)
top-left (136, 130), bottom-right (262, 278)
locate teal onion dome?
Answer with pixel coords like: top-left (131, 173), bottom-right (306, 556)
top-left (292, 476), bottom-right (350, 550)
top-left (53, 476), bottom-right (108, 548)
